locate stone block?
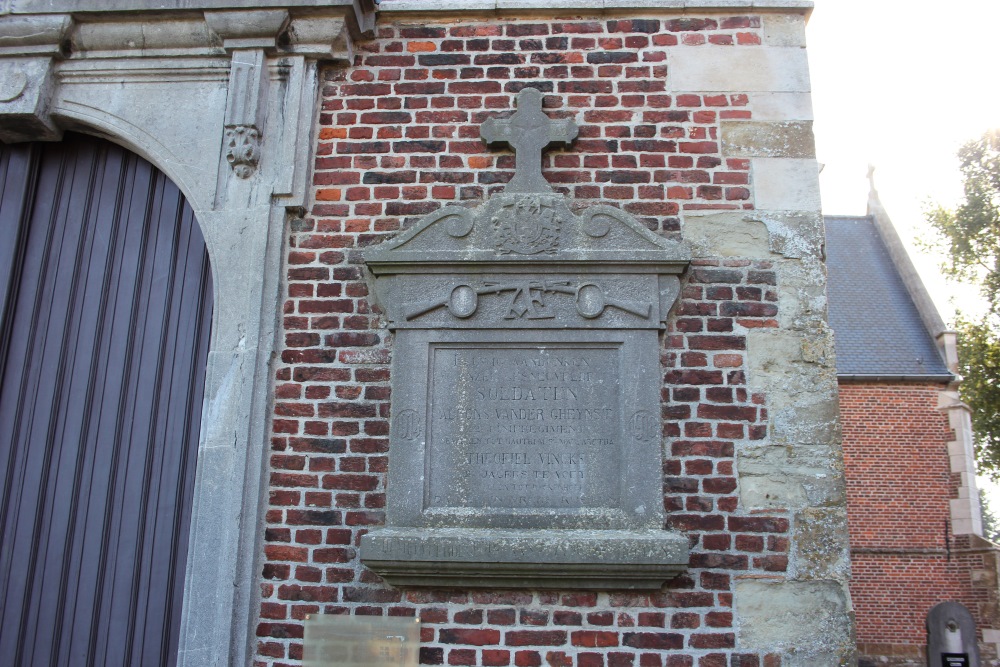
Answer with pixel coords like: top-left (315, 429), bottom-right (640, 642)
top-left (0, 57), bottom-right (61, 142)
top-left (793, 507), bottom-right (850, 580)
top-left (736, 579), bottom-right (854, 663)
top-left (666, 46), bottom-right (810, 92)
top-left (752, 158), bottom-right (822, 211)
top-left (683, 212), bottom-right (772, 259)
top-left (762, 13), bottom-right (806, 47)
top-left (773, 258), bottom-right (828, 330)
top-left (746, 326), bottom-right (841, 446)
top-left (0, 14), bottom-right (72, 57)
top-left (738, 444), bottom-right (844, 509)
top-left (750, 91), bottom-right (814, 120)
top-left (721, 121), bottom-right (815, 158)
top-left (683, 210), bottom-right (822, 260)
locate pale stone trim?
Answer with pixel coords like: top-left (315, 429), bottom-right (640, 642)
top-left (761, 12), bottom-right (806, 46)
top-left (749, 92), bottom-right (814, 121)
top-left (751, 158), bottom-right (822, 211)
top-left (940, 391), bottom-right (983, 537)
top-left (378, 0), bottom-right (813, 13)
top-left (667, 46), bottom-right (811, 93)
top-left (721, 120), bottom-right (815, 159)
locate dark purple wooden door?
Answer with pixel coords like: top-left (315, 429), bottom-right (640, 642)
top-left (0, 134), bottom-right (212, 666)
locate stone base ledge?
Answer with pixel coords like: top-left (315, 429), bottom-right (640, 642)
top-left (360, 527), bottom-right (689, 590)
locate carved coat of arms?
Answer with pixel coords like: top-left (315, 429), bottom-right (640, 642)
top-left (492, 196), bottom-right (563, 255)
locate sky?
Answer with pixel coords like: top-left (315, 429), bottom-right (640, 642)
top-left (805, 0), bottom-right (1000, 503)
top-left (807, 0), bottom-right (1000, 321)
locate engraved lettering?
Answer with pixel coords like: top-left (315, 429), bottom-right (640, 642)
top-left (428, 345), bottom-right (621, 510)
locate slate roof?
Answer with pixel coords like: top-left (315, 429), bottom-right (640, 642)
top-left (825, 215), bottom-right (952, 379)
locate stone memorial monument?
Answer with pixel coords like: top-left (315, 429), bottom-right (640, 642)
top-left (360, 87), bottom-right (691, 589)
top-left (927, 601), bottom-right (981, 667)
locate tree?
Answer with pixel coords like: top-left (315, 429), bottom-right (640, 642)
top-left (955, 317), bottom-right (1000, 477)
top-left (926, 130), bottom-right (1000, 307)
top-left (926, 130), bottom-right (1000, 479)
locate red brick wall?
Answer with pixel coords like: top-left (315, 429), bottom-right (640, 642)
top-left (840, 383), bottom-right (991, 660)
top-left (257, 14), bottom-right (793, 667)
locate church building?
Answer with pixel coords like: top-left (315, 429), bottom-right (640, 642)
top-left (0, 1), bottom-right (993, 665)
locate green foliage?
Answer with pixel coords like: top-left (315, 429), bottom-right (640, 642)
top-left (956, 316), bottom-right (1000, 479)
top-left (980, 487), bottom-right (1000, 544)
top-left (926, 130), bottom-right (1000, 311)
top-left (926, 130), bottom-right (1000, 478)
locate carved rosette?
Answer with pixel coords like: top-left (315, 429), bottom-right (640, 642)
top-left (224, 125), bottom-right (261, 179)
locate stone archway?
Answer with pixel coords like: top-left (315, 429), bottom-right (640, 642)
top-left (0, 3), bottom-right (374, 665)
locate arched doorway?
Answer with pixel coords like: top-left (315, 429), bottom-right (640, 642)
top-left (0, 134), bottom-right (213, 666)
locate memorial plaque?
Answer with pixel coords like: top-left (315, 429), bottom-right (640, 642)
top-left (360, 87), bottom-right (691, 589)
top-left (927, 602), bottom-right (981, 667)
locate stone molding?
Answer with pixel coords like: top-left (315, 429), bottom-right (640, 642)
top-left (0, 4), bottom-right (375, 667)
top-left (377, 0), bottom-right (813, 14)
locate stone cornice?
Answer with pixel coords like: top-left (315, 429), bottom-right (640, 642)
top-left (377, 0), bottom-right (813, 15)
top-left (1, 1), bottom-right (377, 46)
top-left (0, 6), bottom-right (372, 61)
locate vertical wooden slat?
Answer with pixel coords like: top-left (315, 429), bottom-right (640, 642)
top-left (0, 134), bottom-right (212, 667)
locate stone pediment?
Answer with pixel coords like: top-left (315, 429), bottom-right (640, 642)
top-left (365, 194), bottom-right (689, 268)
top-left (365, 191), bottom-right (690, 331)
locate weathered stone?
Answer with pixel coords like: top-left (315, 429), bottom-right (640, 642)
top-left (793, 507), bottom-right (850, 580)
top-left (683, 210), bottom-right (823, 259)
top-left (0, 57), bottom-right (60, 142)
top-left (749, 91), bottom-right (814, 121)
top-left (927, 601), bottom-right (981, 667)
top-left (762, 13), bottom-right (807, 47)
top-left (746, 327), bottom-right (840, 446)
top-left (774, 258), bottom-right (830, 330)
top-left (683, 212), bottom-right (772, 259)
top-left (736, 579), bottom-right (854, 665)
top-left (361, 528), bottom-right (688, 589)
top-left (752, 157), bottom-right (822, 211)
top-left (666, 46), bottom-right (811, 92)
top-left (481, 87), bottom-right (578, 194)
top-left (721, 121), bottom-right (815, 158)
top-left (738, 444), bottom-right (844, 509)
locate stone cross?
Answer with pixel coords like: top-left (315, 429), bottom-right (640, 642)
top-left (481, 87), bottom-right (578, 194)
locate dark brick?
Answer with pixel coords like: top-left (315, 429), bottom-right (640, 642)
top-left (506, 630), bottom-right (567, 646)
top-left (728, 517), bottom-right (789, 533)
top-left (622, 632), bottom-right (683, 650)
top-left (440, 628), bottom-right (501, 645)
